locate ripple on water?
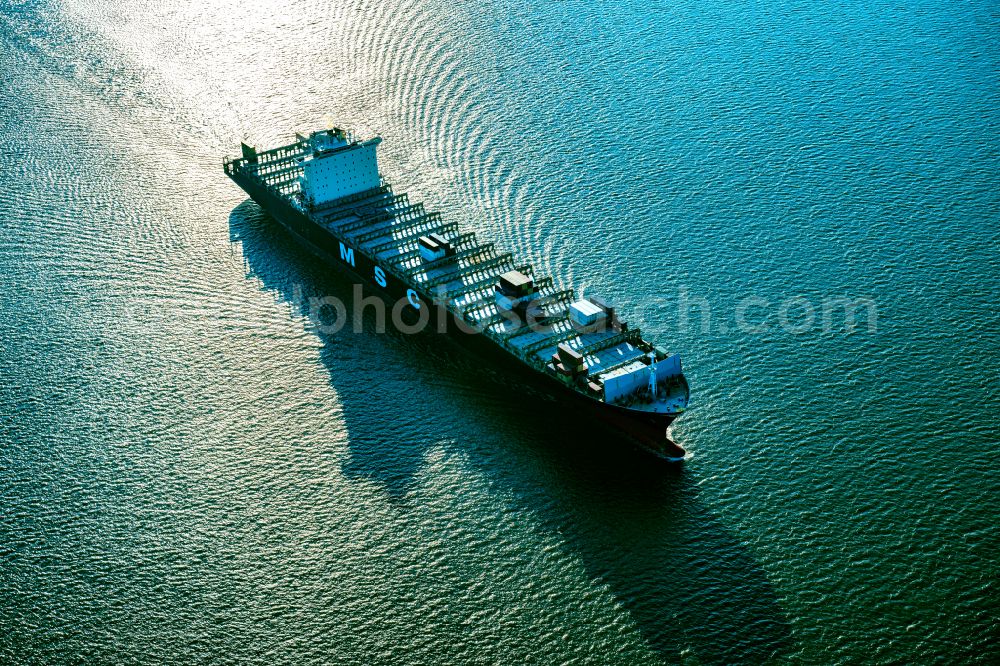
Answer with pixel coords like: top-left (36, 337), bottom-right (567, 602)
top-left (2, 0), bottom-right (999, 664)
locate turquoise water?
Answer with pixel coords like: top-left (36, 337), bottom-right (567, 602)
top-left (2, 0), bottom-right (998, 663)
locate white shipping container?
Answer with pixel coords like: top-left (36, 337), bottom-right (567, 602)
top-left (569, 299), bottom-right (606, 327)
top-left (602, 354), bottom-right (683, 403)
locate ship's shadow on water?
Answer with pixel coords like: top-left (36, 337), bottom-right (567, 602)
top-left (229, 201), bottom-right (792, 664)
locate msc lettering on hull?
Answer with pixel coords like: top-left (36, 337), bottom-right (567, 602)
top-left (339, 241), bottom-right (422, 311)
top-left (339, 242), bottom-right (355, 266)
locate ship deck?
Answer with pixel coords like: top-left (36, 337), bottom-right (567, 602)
top-left (224, 140), bottom-right (686, 409)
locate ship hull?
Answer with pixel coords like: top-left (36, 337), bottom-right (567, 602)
top-left (230, 171), bottom-right (686, 461)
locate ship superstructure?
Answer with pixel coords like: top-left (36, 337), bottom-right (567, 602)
top-left (225, 128), bottom-right (689, 460)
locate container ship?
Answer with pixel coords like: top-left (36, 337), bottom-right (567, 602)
top-left (224, 128), bottom-right (690, 460)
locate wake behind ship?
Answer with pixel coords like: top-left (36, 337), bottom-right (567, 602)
top-left (224, 128), bottom-right (690, 460)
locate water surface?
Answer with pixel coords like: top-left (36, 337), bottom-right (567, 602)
top-left (1, 0), bottom-right (998, 663)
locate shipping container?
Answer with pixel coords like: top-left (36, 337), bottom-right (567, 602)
top-left (569, 299), bottom-right (607, 328)
top-left (499, 270), bottom-right (533, 295)
top-left (419, 235), bottom-right (447, 261)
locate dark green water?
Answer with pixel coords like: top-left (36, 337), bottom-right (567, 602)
top-left (1, 0), bottom-right (998, 663)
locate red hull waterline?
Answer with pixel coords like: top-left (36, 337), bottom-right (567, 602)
top-left (596, 396), bottom-right (688, 462)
